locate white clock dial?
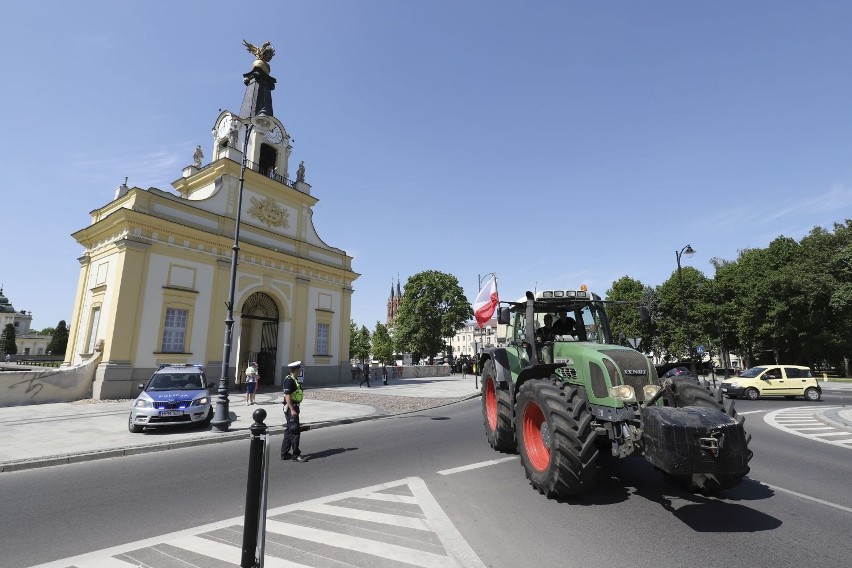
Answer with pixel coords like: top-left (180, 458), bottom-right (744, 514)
top-left (217, 115), bottom-right (233, 141)
top-left (265, 125), bottom-right (284, 144)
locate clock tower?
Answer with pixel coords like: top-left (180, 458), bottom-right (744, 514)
top-left (211, 42), bottom-right (293, 182)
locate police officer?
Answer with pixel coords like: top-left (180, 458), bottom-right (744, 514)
top-left (281, 361), bottom-right (308, 462)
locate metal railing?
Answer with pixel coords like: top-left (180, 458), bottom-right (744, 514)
top-left (243, 160), bottom-right (297, 190)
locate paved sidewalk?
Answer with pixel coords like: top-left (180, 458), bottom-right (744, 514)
top-left (0, 375), bottom-right (482, 472)
top-left (2, 375), bottom-right (850, 473)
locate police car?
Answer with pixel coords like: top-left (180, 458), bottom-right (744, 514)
top-left (128, 364), bottom-right (213, 433)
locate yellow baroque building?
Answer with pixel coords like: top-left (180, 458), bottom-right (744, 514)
top-left (65, 48), bottom-right (358, 399)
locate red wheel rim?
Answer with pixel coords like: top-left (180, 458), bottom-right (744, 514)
top-left (523, 402), bottom-right (550, 471)
top-left (485, 377), bottom-right (497, 430)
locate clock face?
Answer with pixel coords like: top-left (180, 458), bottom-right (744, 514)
top-left (217, 115), bottom-right (233, 141)
top-left (265, 125), bottom-right (284, 145)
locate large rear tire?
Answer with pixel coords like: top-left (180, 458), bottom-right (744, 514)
top-left (481, 359), bottom-right (515, 452)
top-left (667, 381), bottom-right (753, 494)
top-left (515, 379), bottom-right (598, 499)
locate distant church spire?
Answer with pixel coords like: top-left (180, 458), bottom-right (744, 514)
top-left (387, 275), bottom-right (403, 327)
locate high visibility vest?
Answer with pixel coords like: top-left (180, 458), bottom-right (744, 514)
top-left (287, 374), bottom-right (303, 404)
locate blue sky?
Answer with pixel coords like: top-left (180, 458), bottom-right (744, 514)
top-left (2, 1), bottom-right (851, 331)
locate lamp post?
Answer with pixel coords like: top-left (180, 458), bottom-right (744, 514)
top-left (211, 111), bottom-right (273, 432)
top-left (675, 244), bottom-right (696, 374)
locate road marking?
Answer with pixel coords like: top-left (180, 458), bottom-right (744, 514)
top-left (437, 456), bottom-right (518, 476)
top-left (764, 406), bottom-right (852, 449)
top-left (29, 477), bottom-right (486, 568)
top-left (764, 483), bottom-right (852, 515)
top-left (736, 410), bottom-right (766, 415)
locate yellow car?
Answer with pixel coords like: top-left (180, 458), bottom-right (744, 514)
top-left (720, 365), bottom-right (821, 401)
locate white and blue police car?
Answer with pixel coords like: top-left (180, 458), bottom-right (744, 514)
top-left (128, 364), bottom-right (213, 433)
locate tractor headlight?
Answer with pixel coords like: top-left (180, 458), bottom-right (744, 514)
top-left (642, 385), bottom-right (661, 400)
top-left (608, 385), bottom-right (636, 402)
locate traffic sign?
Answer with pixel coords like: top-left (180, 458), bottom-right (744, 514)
top-left (696, 345), bottom-right (705, 355)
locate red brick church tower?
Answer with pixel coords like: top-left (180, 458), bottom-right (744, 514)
top-left (386, 278), bottom-right (402, 327)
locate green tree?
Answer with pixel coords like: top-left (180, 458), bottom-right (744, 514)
top-left (348, 319), bottom-right (359, 360)
top-left (46, 320), bottom-right (69, 356)
top-left (351, 325), bottom-right (371, 363)
top-left (605, 276), bottom-right (649, 351)
top-left (393, 270), bottom-right (473, 362)
top-left (2, 323), bottom-right (17, 355)
top-left (656, 266), bottom-right (709, 363)
top-left (39, 327), bottom-right (56, 336)
top-left (371, 322), bottom-right (394, 365)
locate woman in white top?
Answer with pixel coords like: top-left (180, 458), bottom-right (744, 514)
top-left (245, 362), bottom-right (259, 405)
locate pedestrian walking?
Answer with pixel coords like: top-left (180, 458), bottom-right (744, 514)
top-left (382, 364), bottom-right (388, 385)
top-left (359, 362), bottom-right (371, 388)
top-left (4, 354), bottom-right (10, 364)
top-left (281, 361), bottom-right (308, 462)
top-left (244, 361), bottom-right (258, 405)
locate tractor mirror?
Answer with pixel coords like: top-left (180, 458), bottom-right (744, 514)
top-left (497, 307), bottom-right (511, 325)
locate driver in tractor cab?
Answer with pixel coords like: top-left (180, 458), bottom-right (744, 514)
top-left (552, 311), bottom-right (576, 337)
top-left (535, 314), bottom-right (557, 364)
top-left (536, 314), bottom-right (556, 343)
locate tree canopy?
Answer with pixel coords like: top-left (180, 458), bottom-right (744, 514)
top-left (393, 270), bottom-right (472, 361)
top-left (2, 324), bottom-right (17, 355)
top-left (371, 322), bottom-right (394, 365)
top-left (46, 320), bottom-right (69, 356)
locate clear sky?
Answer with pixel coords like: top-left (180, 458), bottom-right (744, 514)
top-left (2, 1), bottom-right (851, 331)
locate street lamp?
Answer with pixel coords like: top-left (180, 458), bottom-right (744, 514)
top-left (211, 110), bottom-right (273, 432)
top-left (675, 244), bottom-right (696, 374)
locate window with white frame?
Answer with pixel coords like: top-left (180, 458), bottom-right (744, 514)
top-left (316, 323), bottom-right (329, 356)
top-left (161, 308), bottom-right (189, 352)
top-left (86, 307), bottom-right (101, 353)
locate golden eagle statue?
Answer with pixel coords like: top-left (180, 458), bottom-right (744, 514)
top-left (242, 40), bottom-right (276, 62)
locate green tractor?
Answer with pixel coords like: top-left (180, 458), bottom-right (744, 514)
top-left (479, 288), bottom-right (752, 500)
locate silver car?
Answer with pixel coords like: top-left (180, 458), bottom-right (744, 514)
top-left (129, 364), bottom-right (213, 433)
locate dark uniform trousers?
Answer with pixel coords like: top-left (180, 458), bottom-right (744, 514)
top-left (281, 405), bottom-right (301, 457)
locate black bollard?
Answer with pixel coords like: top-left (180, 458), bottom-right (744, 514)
top-left (241, 408), bottom-right (268, 568)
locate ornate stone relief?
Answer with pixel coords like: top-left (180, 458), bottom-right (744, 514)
top-left (247, 196), bottom-right (290, 229)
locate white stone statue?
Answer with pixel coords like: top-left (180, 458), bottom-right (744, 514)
top-left (193, 145), bottom-right (203, 168)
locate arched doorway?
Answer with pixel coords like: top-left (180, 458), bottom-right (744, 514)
top-left (241, 292), bottom-right (279, 385)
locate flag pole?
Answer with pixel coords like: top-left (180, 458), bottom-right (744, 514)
top-left (475, 272), bottom-right (497, 389)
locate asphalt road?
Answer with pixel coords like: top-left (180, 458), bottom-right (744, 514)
top-left (2, 393), bottom-right (851, 567)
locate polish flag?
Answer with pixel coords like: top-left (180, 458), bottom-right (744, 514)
top-left (474, 275), bottom-right (499, 328)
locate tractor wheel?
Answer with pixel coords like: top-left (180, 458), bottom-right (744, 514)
top-left (481, 360), bottom-right (515, 452)
top-left (666, 381), bottom-right (753, 494)
top-left (670, 380), bottom-right (724, 409)
top-left (515, 379), bottom-right (598, 499)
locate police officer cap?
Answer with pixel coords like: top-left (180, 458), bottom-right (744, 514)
top-left (288, 360), bottom-right (302, 369)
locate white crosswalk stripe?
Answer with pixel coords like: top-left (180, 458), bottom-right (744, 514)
top-left (764, 406), bottom-right (852, 449)
top-left (28, 477), bottom-right (485, 568)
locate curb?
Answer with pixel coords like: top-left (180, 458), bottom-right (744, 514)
top-left (814, 407), bottom-right (852, 433)
top-left (0, 393), bottom-right (481, 473)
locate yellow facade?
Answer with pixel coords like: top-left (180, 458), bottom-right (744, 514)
top-left (65, 63), bottom-right (358, 399)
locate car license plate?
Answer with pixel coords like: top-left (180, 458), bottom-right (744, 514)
top-left (160, 410), bottom-right (183, 417)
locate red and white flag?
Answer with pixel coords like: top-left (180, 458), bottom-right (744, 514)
top-left (474, 274), bottom-right (499, 328)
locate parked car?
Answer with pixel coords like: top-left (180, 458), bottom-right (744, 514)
top-left (660, 366), bottom-right (698, 381)
top-left (129, 364), bottom-right (213, 432)
top-left (719, 365), bottom-right (821, 401)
